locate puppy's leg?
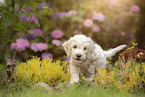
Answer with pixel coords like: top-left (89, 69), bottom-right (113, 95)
top-left (87, 65), bottom-right (95, 81)
top-left (70, 62), bottom-right (80, 84)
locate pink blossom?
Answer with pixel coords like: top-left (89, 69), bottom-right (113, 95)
top-left (30, 43), bottom-right (38, 52)
top-left (92, 24), bottom-right (100, 32)
top-left (33, 28), bottom-right (43, 35)
top-left (10, 43), bottom-right (17, 50)
top-left (30, 43), bottom-right (48, 52)
top-left (27, 6), bottom-right (32, 11)
top-left (68, 10), bottom-right (77, 15)
top-left (92, 12), bottom-right (105, 22)
top-left (26, 16), bottom-right (39, 22)
top-left (38, 2), bottom-right (50, 10)
top-left (10, 38), bottom-right (30, 52)
top-left (83, 19), bottom-right (93, 27)
top-left (16, 7), bottom-right (25, 12)
top-left (130, 5), bottom-right (140, 12)
top-left (36, 43), bottom-right (48, 51)
top-left (52, 12), bottom-right (68, 20)
top-left (52, 39), bottom-right (61, 46)
top-left (109, 0), bottom-right (120, 8)
top-left (51, 29), bottom-right (63, 38)
top-left (19, 16), bottom-right (25, 21)
top-left (28, 28), bottom-right (43, 38)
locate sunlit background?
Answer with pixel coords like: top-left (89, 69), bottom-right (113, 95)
top-left (0, 0), bottom-right (144, 62)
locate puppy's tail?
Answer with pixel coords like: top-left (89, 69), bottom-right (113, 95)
top-left (104, 45), bottom-right (127, 58)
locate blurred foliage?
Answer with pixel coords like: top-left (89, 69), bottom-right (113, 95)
top-left (135, 0), bottom-right (145, 49)
top-left (0, 0), bottom-right (52, 63)
top-left (0, 0), bottom-right (141, 63)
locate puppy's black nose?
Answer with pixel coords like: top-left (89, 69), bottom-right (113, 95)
top-left (76, 54), bottom-right (81, 58)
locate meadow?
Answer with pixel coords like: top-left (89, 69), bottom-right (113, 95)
top-left (1, 86), bottom-right (145, 97)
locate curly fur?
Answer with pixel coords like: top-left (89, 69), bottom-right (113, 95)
top-left (63, 34), bottom-right (127, 84)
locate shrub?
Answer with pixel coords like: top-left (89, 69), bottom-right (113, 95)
top-left (94, 59), bottom-right (145, 92)
top-left (14, 57), bottom-right (70, 86)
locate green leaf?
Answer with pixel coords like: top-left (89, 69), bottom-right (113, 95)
top-left (81, 77), bottom-right (88, 81)
top-left (12, 40), bottom-right (17, 43)
top-left (28, 30), bottom-right (33, 34)
top-left (35, 34), bottom-right (45, 39)
top-left (114, 61), bottom-right (119, 66)
top-left (34, 22), bottom-right (40, 27)
top-left (30, 2), bottom-right (37, 11)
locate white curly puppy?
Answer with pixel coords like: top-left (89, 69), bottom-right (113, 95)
top-left (63, 34), bottom-right (127, 84)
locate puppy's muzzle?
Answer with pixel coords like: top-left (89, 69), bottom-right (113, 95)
top-left (75, 54), bottom-right (82, 60)
top-left (76, 54), bottom-right (81, 58)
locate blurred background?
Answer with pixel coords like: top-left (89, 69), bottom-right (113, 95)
top-left (0, 0), bottom-right (145, 64)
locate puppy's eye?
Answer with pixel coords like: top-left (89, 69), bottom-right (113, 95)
top-left (84, 47), bottom-right (86, 50)
top-left (74, 45), bottom-right (77, 49)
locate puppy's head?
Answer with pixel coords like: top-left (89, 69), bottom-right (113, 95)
top-left (63, 35), bottom-right (95, 63)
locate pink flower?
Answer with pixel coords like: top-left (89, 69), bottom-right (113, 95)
top-left (26, 16), bottom-right (39, 22)
top-left (19, 16), bottom-right (26, 21)
top-left (52, 39), bottom-right (61, 46)
top-left (16, 7), bottom-right (25, 12)
top-left (30, 43), bottom-right (48, 52)
top-left (28, 28), bottom-right (43, 38)
top-left (92, 24), bottom-right (100, 32)
top-left (52, 12), bottom-right (68, 20)
top-left (30, 43), bottom-right (37, 52)
top-left (27, 6), bottom-right (32, 11)
top-left (109, 0), bottom-right (120, 8)
top-left (10, 38), bottom-right (30, 52)
top-left (92, 12), bottom-right (105, 22)
top-left (130, 5), bottom-right (140, 12)
top-left (33, 28), bottom-right (43, 35)
top-left (68, 10), bottom-right (77, 15)
top-left (10, 43), bottom-right (17, 50)
top-left (51, 29), bottom-right (64, 38)
top-left (38, 2), bottom-right (50, 10)
top-left (83, 19), bottom-right (93, 27)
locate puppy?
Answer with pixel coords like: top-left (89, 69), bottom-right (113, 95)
top-left (63, 34), bottom-right (127, 84)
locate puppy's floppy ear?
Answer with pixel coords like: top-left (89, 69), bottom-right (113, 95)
top-left (63, 41), bottom-right (71, 57)
top-left (87, 42), bottom-right (96, 60)
top-left (89, 43), bottom-right (96, 54)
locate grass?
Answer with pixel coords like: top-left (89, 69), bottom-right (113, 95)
top-left (1, 85), bottom-right (145, 97)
